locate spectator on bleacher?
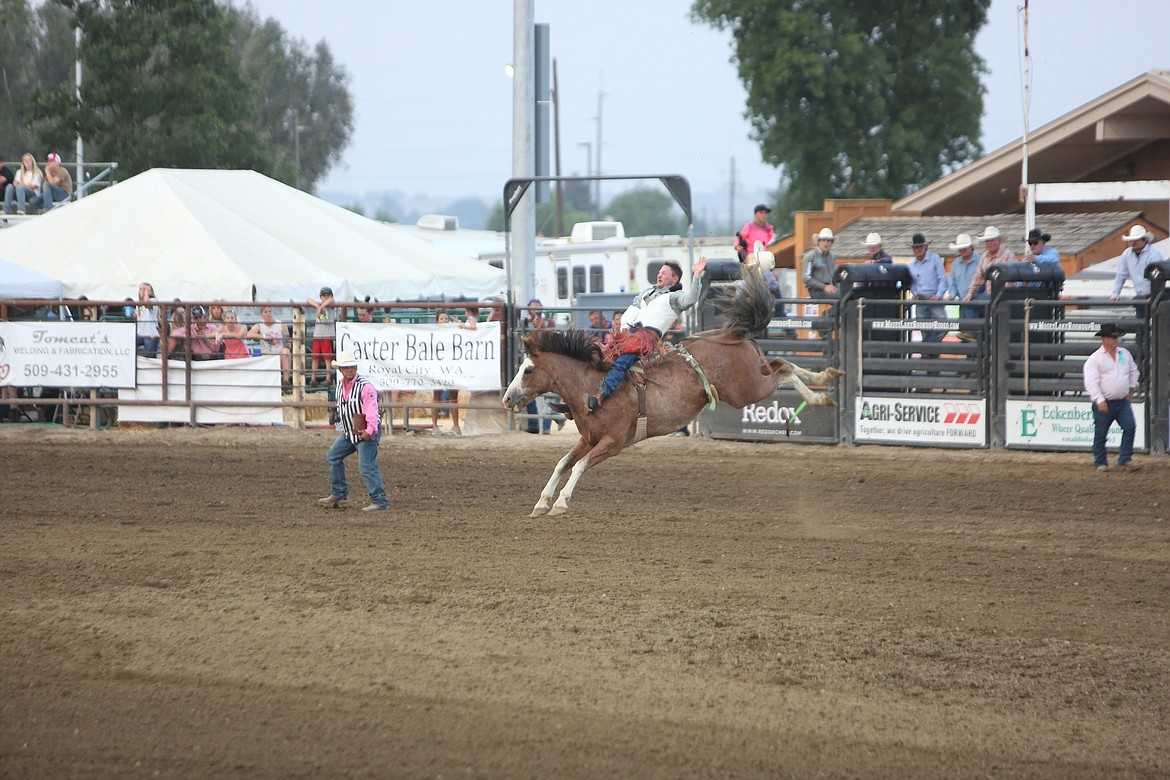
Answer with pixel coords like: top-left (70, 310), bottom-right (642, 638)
top-left (0, 156), bottom-right (14, 206)
top-left (247, 305), bottom-right (292, 390)
top-left (963, 226), bottom-right (1018, 302)
top-left (213, 309), bottom-right (251, 359)
top-left (307, 286), bottom-right (339, 386)
top-left (944, 234), bottom-right (981, 341)
top-left (737, 203), bottom-right (773, 262)
top-left (1023, 228), bottom-right (1060, 269)
top-left (1110, 224), bottom-right (1164, 300)
top-left (862, 233), bottom-right (893, 264)
top-left (461, 305), bottom-right (480, 331)
top-left (40, 153), bottom-right (72, 211)
top-left (3, 153), bottom-right (43, 215)
top-left (169, 300), bottom-right (186, 333)
top-left (588, 309), bottom-right (610, 333)
top-left (907, 233), bottom-right (948, 343)
top-left (357, 306), bottom-right (375, 323)
top-left (135, 282), bottom-right (161, 357)
top-left (431, 311), bottom-right (459, 436)
top-left (167, 305), bottom-right (221, 360)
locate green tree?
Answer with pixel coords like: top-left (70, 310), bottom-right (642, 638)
top-left (31, 0), bottom-right (274, 177)
top-left (692, 0), bottom-right (990, 227)
top-left (0, 0), bottom-right (70, 155)
top-left (229, 6), bottom-right (354, 191)
top-left (604, 187), bottom-right (685, 236)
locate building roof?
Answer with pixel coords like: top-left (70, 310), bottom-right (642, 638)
top-left (830, 212), bottom-right (1146, 260)
top-left (894, 70), bottom-right (1170, 215)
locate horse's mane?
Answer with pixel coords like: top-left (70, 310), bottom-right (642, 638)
top-left (523, 328), bottom-right (607, 368)
top-left (711, 264), bottom-right (774, 338)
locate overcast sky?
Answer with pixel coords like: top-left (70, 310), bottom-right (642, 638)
top-left (241, 0), bottom-right (1170, 217)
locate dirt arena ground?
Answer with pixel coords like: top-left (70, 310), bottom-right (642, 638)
top-left (1, 424), bottom-right (1167, 779)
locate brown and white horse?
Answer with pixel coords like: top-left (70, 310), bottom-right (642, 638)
top-left (502, 263), bottom-right (841, 517)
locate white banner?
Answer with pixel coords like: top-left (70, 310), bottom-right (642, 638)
top-left (336, 322), bottom-right (501, 391)
top-left (1005, 399), bottom-right (1147, 450)
top-left (856, 396), bottom-right (986, 446)
top-left (117, 356), bottom-right (283, 425)
top-left (0, 321), bottom-right (136, 388)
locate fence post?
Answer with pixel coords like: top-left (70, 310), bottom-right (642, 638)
top-left (292, 308), bottom-right (306, 430)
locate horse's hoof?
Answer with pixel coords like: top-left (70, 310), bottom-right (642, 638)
top-left (529, 506), bottom-right (550, 518)
top-left (548, 506), bottom-right (567, 517)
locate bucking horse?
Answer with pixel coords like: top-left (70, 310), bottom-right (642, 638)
top-left (502, 257), bottom-right (842, 517)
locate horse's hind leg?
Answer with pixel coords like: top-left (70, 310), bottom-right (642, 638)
top-left (769, 358), bottom-right (839, 407)
top-left (531, 440), bottom-right (588, 517)
top-left (531, 452), bottom-right (573, 517)
top-left (548, 438), bottom-right (621, 516)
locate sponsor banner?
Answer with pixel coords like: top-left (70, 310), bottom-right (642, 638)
top-left (1006, 399), bottom-right (1147, 450)
top-left (870, 319), bottom-right (959, 332)
top-left (336, 321), bottom-right (501, 391)
top-left (700, 390), bottom-right (838, 442)
top-left (0, 321), bottom-right (136, 388)
top-left (1026, 320), bottom-right (1105, 334)
top-left (856, 396), bottom-right (986, 446)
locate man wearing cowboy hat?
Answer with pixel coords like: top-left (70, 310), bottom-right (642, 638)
top-left (1023, 228), bottom-right (1060, 269)
top-left (861, 232), bottom-right (892, 264)
top-left (1082, 325), bottom-right (1140, 472)
top-left (802, 227), bottom-right (838, 299)
top-left (944, 234), bottom-right (980, 341)
top-left (907, 233), bottom-right (948, 342)
top-left (318, 350), bottom-right (390, 511)
top-left (1110, 224), bottom-right (1164, 300)
top-left (963, 226), bottom-right (1018, 302)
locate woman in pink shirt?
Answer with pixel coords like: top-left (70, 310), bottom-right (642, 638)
top-left (214, 309), bottom-right (251, 359)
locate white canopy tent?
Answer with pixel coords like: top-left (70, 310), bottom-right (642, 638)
top-left (1064, 236), bottom-right (1170, 298)
top-left (0, 257), bottom-right (63, 299)
top-left (0, 169), bottom-right (505, 303)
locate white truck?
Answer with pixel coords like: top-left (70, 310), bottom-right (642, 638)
top-left (482, 221), bottom-right (740, 321)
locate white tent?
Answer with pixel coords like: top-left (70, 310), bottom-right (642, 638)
top-left (0, 257), bottom-right (63, 299)
top-left (0, 169), bottom-right (505, 302)
top-left (1064, 236), bottom-right (1170, 297)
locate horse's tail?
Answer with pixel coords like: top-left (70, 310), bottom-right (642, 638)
top-left (713, 262), bottom-right (773, 338)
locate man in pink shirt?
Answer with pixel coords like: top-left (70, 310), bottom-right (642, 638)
top-left (318, 351), bottom-right (389, 511)
top-left (963, 225), bottom-right (1018, 302)
top-left (166, 306), bottom-right (220, 360)
top-left (1082, 324), bottom-right (1141, 472)
top-left (737, 203), bottom-right (774, 261)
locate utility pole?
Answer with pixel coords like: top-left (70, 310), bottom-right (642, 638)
top-left (553, 58), bottom-right (564, 237)
top-left (578, 141), bottom-right (592, 216)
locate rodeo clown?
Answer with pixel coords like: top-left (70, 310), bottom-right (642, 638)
top-left (580, 254), bottom-right (709, 414)
top-left (317, 350), bottom-right (390, 512)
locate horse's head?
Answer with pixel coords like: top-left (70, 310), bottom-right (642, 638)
top-left (502, 355), bottom-right (552, 411)
top-left (502, 330), bottom-right (605, 412)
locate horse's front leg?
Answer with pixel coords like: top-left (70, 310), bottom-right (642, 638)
top-left (549, 437), bottom-right (622, 516)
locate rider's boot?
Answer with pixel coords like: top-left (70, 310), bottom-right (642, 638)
top-left (583, 394), bottom-right (601, 415)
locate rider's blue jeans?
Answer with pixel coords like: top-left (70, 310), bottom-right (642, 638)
top-left (600, 352), bottom-right (639, 398)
